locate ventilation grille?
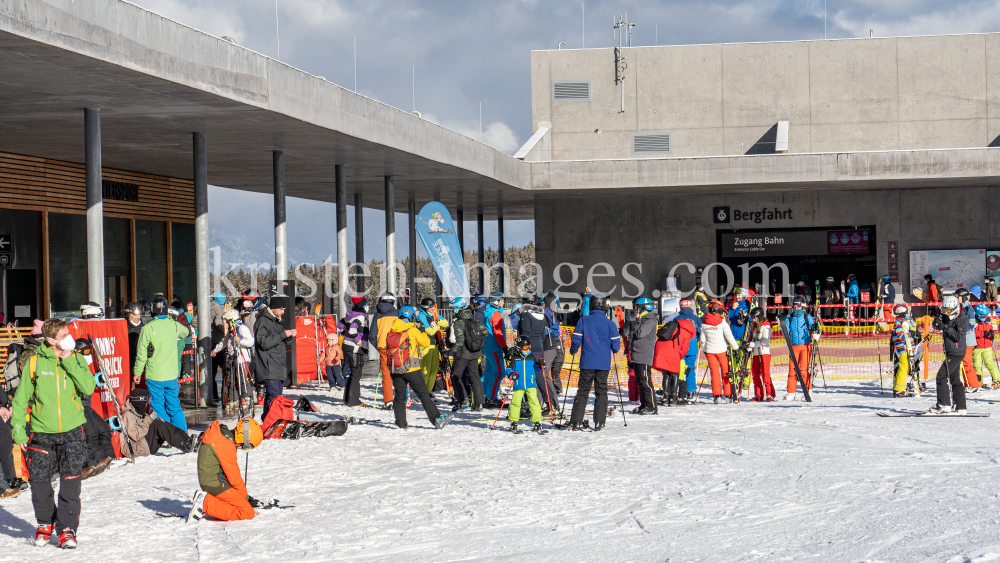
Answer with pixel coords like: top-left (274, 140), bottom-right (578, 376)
top-left (632, 133), bottom-right (672, 155)
top-left (552, 81), bottom-right (591, 101)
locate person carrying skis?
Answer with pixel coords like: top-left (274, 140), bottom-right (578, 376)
top-left (448, 297), bottom-right (488, 412)
top-left (387, 308), bottom-right (453, 430)
top-left (929, 295), bottom-right (969, 414)
top-left (701, 300), bottom-right (740, 404)
top-left (133, 296), bottom-right (190, 433)
top-left (784, 295), bottom-right (820, 399)
top-left (481, 292), bottom-right (510, 407)
top-left (652, 305), bottom-right (696, 408)
top-left (340, 296), bottom-right (370, 407)
top-left (890, 304), bottom-right (916, 398)
top-left (973, 304), bottom-right (1000, 388)
top-left (749, 310), bottom-right (776, 401)
top-left (505, 335), bottom-right (545, 433)
top-left (11, 318), bottom-right (95, 549)
top-left (625, 297), bottom-right (659, 413)
top-left (370, 293), bottom-right (399, 408)
top-left (674, 299), bottom-right (703, 405)
top-left (189, 418), bottom-right (263, 522)
top-left (567, 294), bottom-right (621, 431)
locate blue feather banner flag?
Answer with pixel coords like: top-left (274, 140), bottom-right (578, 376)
top-left (415, 202), bottom-right (470, 302)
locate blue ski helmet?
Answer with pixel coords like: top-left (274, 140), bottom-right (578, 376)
top-left (398, 306), bottom-right (418, 321)
top-left (472, 294), bottom-right (488, 306)
top-left (975, 304), bottom-right (990, 320)
top-left (449, 296), bottom-right (468, 309)
top-left (488, 291), bottom-right (505, 306)
top-left (635, 297), bottom-right (654, 312)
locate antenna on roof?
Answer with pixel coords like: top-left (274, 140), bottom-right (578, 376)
top-left (613, 15), bottom-right (634, 113)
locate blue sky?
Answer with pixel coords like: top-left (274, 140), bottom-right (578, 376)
top-left (131, 0), bottom-right (1000, 265)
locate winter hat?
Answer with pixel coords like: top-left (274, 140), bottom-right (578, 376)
top-left (269, 295), bottom-right (289, 310)
top-left (31, 319), bottom-right (44, 336)
top-left (351, 296), bottom-right (367, 306)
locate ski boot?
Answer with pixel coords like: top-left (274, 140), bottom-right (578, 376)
top-left (713, 396), bottom-right (722, 404)
top-left (434, 414), bottom-right (454, 430)
top-left (58, 528), bottom-right (77, 549)
top-left (893, 390), bottom-right (912, 398)
top-left (636, 406), bottom-right (656, 415)
top-left (509, 421), bottom-right (522, 434)
top-left (34, 524), bottom-right (53, 546)
top-left (452, 400), bottom-right (470, 413)
top-left (966, 386), bottom-right (980, 394)
top-left (187, 490), bottom-right (207, 523)
top-left (927, 404), bottom-right (950, 414)
top-left (593, 422), bottom-right (605, 432)
top-left (532, 422), bottom-right (544, 433)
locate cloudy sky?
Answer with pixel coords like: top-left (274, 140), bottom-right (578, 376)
top-left (129, 0), bottom-right (1000, 265)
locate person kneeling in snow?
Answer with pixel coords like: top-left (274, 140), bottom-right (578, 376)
top-left (505, 336), bottom-right (545, 433)
top-left (190, 418), bottom-right (263, 521)
top-left (121, 388), bottom-right (196, 457)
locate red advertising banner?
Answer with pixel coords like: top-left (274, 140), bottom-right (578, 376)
top-left (295, 316), bottom-right (321, 383)
top-left (828, 230), bottom-right (870, 255)
top-left (68, 319), bottom-right (130, 458)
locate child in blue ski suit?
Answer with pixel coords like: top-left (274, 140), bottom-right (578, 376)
top-left (506, 335), bottom-right (544, 432)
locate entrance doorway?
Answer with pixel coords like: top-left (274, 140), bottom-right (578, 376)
top-left (105, 275), bottom-right (127, 319)
top-left (5, 269), bottom-right (37, 327)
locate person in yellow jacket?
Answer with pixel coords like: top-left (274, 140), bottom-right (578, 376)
top-left (387, 310), bottom-right (453, 430)
top-left (415, 299), bottom-right (450, 394)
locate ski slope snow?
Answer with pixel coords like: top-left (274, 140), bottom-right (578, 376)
top-left (2, 379), bottom-right (1000, 562)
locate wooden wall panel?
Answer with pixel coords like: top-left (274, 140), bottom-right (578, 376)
top-left (0, 152), bottom-right (194, 223)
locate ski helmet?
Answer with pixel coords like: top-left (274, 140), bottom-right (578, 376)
top-left (708, 300), bottom-right (726, 315)
top-left (825, 276), bottom-right (835, 283)
top-left (80, 301), bottom-right (104, 319)
top-left (941, 295), bottom-right (961, 320)
top-left (73, 337), bottom-right (92, 355)
top-left (635, 297), bottom-right (654, 312)
top-left (975, 304), bottom-right (990, 320)
top-left (420, 297), bottom-right (436, 310)
top-left (124, 302), bottom-right (142, 317)
top-left (379, 292), bottom-right (396, 303)
top-left (792, 295), bottom-right (808, 309)
top-left (514, 335), bottom-right (532, 357)
top-left (749, 307), bottom-right (765, 322)
top-left (449, 296), bottom-right (468, 309)
top-left (488, 291), bottom-right (505, 306)
top-left (881, 275), bottom-right (891, 284)
top-left (892, 303), bottom-right (910, 317)
top-left (521, 292), bottom-right (537, 304)
top-left (167, 307), bottom-right (179, 321)
top-left (398, 306), bottom-right (418, 322)
top-left (679, 298), bottom-right (694, 310)
top-left (150, 297), bottom-right (169, 317)
top-left (234, 417), bottom-right (264, 450)
top-left (589, 294), bottom-right (607, 311)
top-left (847, 274), bottom-right (857, 282)
top-left (955, 287), bottom-right (971, 301)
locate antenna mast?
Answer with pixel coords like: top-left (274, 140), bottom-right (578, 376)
top-left (613, 15), bottom-right (634, 113)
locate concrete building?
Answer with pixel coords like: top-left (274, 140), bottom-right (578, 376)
top-left (521, 34), bottom-right (1000, 304)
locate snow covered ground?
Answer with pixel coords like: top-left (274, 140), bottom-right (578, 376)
top-left (3, 379), bottom-right (1000, 562)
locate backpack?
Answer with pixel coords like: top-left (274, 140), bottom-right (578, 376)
top-left (3, 342), bottom-right (23, 394)
top-left (656, 320), bottom-right (680, 341)
top-left (386, 328), bottom-right (421, 375)
top-left (463, 317), bottom-right (486, 353)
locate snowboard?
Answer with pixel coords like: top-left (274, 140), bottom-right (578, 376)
top-left (876, 411), bottom-right (990, 417)
top-left (263, 419), bottom-right (348, 439)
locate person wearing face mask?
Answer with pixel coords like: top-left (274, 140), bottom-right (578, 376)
top-left (133, 297), bottom-right (190, 432)
top-left (10, 318), bottom-right (95, 549)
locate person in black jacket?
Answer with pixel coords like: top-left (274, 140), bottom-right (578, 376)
top-left (253, 295), bottom-right (296, 421)
top-left (448, 297), bottom-right (488, 412)
top-left (80, 398), bottom-right (114, 479)
top-left (929, 295), bottom-right (968, 414)
top-left (624, 297), bottom-right (658, 415)
top-left (125, 302), bottom-right (143, 374)
top-left (516, 304), bottom-right (559, 414)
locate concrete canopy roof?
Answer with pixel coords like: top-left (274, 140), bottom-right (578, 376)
top-left (0, 0), bottom-right (534, 219)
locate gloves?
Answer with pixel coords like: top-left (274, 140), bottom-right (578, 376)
top-left (247, 496), bottom-right (261, 508)
top-left (812, 333), bottom-right (821, 342)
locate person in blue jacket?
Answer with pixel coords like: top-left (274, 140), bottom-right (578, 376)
top-left (728, 289), bottom-right (750, 341)
top-left (567, 294), bottom-right (621, 431)
top-left (784, 296), bottom-right (820, 398)
top-left (675, 298), bottom-right (703, 404)
top-left (481, 292), bottom-right (509, 407)
top-left (505, 335), bottom-right (545, 433)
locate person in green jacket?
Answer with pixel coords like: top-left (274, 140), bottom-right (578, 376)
top-left (11, 318), bottom-right (95, 549)
top-left (133, 297), bottom-right (190, 432)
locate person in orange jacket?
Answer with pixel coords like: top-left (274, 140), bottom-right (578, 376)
top-left (189, 418), bottom-right (263, 522)
top-left (320, 334), bottom-right (345, 391)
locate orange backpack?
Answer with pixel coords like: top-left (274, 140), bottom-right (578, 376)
top-left (386, 329), bottom-right (420, 374)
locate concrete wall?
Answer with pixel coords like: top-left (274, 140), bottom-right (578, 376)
top-left (532, 34), bottom-right (1000, 161)
top-left (534, 185), bottom-right (1000, 306)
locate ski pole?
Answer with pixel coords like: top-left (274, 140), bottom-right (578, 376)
top-left (611, 358), bottom-right (627, 427)
top-left (489, 377), bottom-right (514, 432)
top-left (559, 347), bottom-right (577, 420)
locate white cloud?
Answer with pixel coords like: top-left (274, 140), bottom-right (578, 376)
top-left (836, 3), bottom-right (1000, 38)
top-left (421, 113), bottom-right (521, 154)
top-left (128, 0), bottom-right (245, 42)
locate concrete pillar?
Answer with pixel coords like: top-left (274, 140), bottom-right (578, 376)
top-left (477, 212), bottom-right (485, 295)
top-left (336, 165), bottom-right (349, 318)
top-left (408, 194), bottom-right (417, 305)
top-left (384, 176), bottom-right (396, 295)
top-left (193, 132), bottom-right (211, 407)
top-left (497, 202), bottom-right (505, 295)
top-left (354, 191), bottom-right (365, 295)
top-left (85, 108), bottom-right (105, 305)
top-left (273, 150), bottom-right (287, 288)
top-left (456, 207), bottom-right (465, 254)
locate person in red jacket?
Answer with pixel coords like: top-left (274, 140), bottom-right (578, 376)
top-left (652, 311), bottom-right (696, 408)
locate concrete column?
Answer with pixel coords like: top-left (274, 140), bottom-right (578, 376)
top-left (193, 132), bottom-right (211, 407)
top-left (384, 176), bottom-right (396, 295)
top-left (408, 194), bottom-right (417, 305)
top-left (273, 150), bottom-right (287, 288)
top-left (477, 212), bottom-right (485, 295)
top-left (456, 207), bottom-right (465, 254)
top-left (498, 202), bottom-right (505, 295)
top-left (84, 108), bottom-right (104, 305)
top-left (336, 165), bottom-right (349, 318)
top-left (354, 191), bottom-right (365, 295)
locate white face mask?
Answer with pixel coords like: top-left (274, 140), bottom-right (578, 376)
top-left (55, 335), bottom-right (76, 351)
